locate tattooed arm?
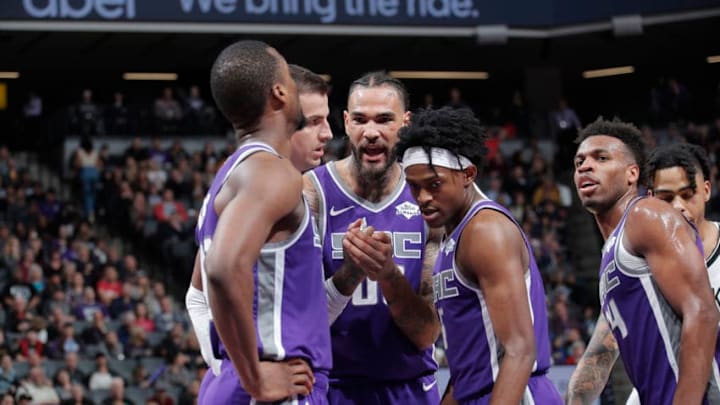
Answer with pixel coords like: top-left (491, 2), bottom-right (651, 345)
top-left (343, 225), bottom-right (442, 350)
top-left (566, 316), bottom-right (619, 405)
top-left (303, 175), bottom-right (365, 323)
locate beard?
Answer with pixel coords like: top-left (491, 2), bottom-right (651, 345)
top-left (350, 143), bottom-right (395, 192)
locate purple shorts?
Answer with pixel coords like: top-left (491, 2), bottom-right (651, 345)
top-left (327, 374), bottom-right (440, 405)
top-left (458, 374), bottom-right (563, 405)
top-left (198, 359), bottom-right (328, 405)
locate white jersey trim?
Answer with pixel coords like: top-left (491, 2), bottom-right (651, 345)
top-left (639, 276), bottom-right (679, 379)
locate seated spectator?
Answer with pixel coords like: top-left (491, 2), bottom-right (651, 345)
top-left (148, 387), bottom-right (175, 405)
top-left (60, 384), bottom-right (93, 405)
top-left (109, 283), bottom-right (137, 319)
top-left (5, 295), bottom-right (34, 334)
top-left (80, 311), bottom-right (108, 346)
top-left (154, 88), bottom-right (183, 134)
top-left (183, 85), bottom-right (215, 133)
top-left (96, 266), bottom-right (122, 306)
top-left (55, 352), bottom-right (86, 387)
top-left (70, 89), bottom-right (103, 136)
top-left (124, 328), bottom-right (151, 359)
top-left (17, 329), bottom-right (44, 360)
top-left (65, 273), bottom-right (85, 309)
top-left (47, 323), bottom-right (81, 359)
top-left (21, 366), bottom-right (60, 404)
top-left (54, 369), bottom-right (74, 402)
top-left (43, 289), bottom-right (71, 319)
top-left (88, 353), bottom-right (114, 391)
top-left (123, 138), bottom-right (148, 164)
top-left (101, 377), bottom-right (134, 405)
top-left (156, 352), bottom-right (191, 390)
top-left (0, 332), bottom-right (11, 360)
top-left (0, 354), bottom-right (17, 393)
top-left (74, 287), bottom-right (109, 322)
top-left (100, 331), bottom-right (124, 361)
top-left (147, 159), bottom-right (167, 191)
top-left (133, 303), bottom-right (155, 333)
top-left (105, 92), bottom-right (131, 135)
top-left (165, 140), bottom-right (188, 168)
top-left (154, 297), bottom-right (183, 334)
top-left (152, 189), bottom-right (188, 224)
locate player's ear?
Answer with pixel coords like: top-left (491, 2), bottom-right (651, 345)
top-left (402, 111), bottom-right (411, 127)
top-left (627, 163), bottom-right (639, 186)
top-left (463, 165), bottom-right (477, 186)
top-left (703, 179), bottom-right (711, 202)
top-left (270, 82), bottom-right (288, 110)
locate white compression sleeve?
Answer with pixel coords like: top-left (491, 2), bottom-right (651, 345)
top-left (186, 285), bottom-right (222, 375)
top-left (326, 277), bottom-right (352, 324)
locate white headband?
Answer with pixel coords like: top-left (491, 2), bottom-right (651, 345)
top-left (401, 147), bottom-right (472, 170)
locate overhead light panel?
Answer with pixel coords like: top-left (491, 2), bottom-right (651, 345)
top-left (707, 55), bottom-right (720, 64)
top-left (123, 72), bottom-right (178, 81)
top-left (0, 71), bottom-right (20, 79)
top-left (389, 71), bottom-right (489, 80)
top-left (582, 66), bottom-right (634, 79)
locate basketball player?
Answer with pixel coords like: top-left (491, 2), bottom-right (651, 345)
top-left (192, 41), bottom-right (331, 404)
top-left (567, 118), bottom-right (719, 404)
top-left (186, 63), bottom-right (333, 382)
top-left (304, 71), bottom-right (441, 404)
top-left (567, 142), bottom-right (720, 405)
top-left (391, 107), bottom-right (561, 404)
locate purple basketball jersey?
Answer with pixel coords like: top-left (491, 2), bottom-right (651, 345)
top-left (195, 142), bottom-right (331, 394)
top-left (307, 162), bottom-right (437, 383)
top-left (433, 200), bottom-right (556, 403)
top-left (598, 197), bottom-right (720, 404)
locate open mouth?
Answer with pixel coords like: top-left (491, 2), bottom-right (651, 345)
top-left (362, 146), bottom-right (386, 162)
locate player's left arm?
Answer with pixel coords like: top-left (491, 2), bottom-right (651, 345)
top-left (185, 251), bottom-right (221, 374)
top-left (625, 198), bottom-right (720, 404)
top-left (343, 225), bottom-right (441, 350)
top-left (456, 210), bottom-right (536, 404)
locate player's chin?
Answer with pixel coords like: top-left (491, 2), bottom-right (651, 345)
top-left (422, 211), bottom-right (443, 226)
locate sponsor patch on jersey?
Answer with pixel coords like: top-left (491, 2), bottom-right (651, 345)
top-left (443, 238), bottom-right (456, 255)
top-left (395, 201), bottom-right (420, 219)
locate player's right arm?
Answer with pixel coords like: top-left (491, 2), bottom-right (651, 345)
top-left (206, 154), bottom-right (314, 401)
top-left (303, 175), bottom-right (366, 323)
top-left (566, 315), bottom-right (619, 405)
top-left (625, 198), bottom-right (719, 404)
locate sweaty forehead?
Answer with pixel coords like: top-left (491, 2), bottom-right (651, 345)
top-left (348, 86), bottom-right (403, 113)
top-left (576, 135), bottom-right (630, 157)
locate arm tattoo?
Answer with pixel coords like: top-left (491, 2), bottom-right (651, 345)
top-left (567, 317), bottom-right (620, 405)
top-left (384, 239), bottom-right (440, 347)
top-left (332, 263), bottom-right (366, 296)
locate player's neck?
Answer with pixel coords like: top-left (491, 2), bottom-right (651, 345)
top-left (339, 158), bottom-right (402, 203)
top-left (235, 129), bottom-right (291, 159)
top-left (698, 218), bottom-right (719, 260)
top-left (595, 191), bottom-right (638, 240)
top-left (445, 187), bottom-right (484, 235)
top-left (235, 111), bottom-right (296, 158)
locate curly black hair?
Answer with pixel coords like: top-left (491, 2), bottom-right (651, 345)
top-left (647, 143), bottom-right (711, 192)
top-left (395, 107), bottom-right (487, 172)
top-left (576, 117), bottom-right (647, 185)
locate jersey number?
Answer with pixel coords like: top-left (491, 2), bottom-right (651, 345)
top-left (604, 299), bottom-right (629, 339)
top-left (351, 266), bottom-right (405, 306)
